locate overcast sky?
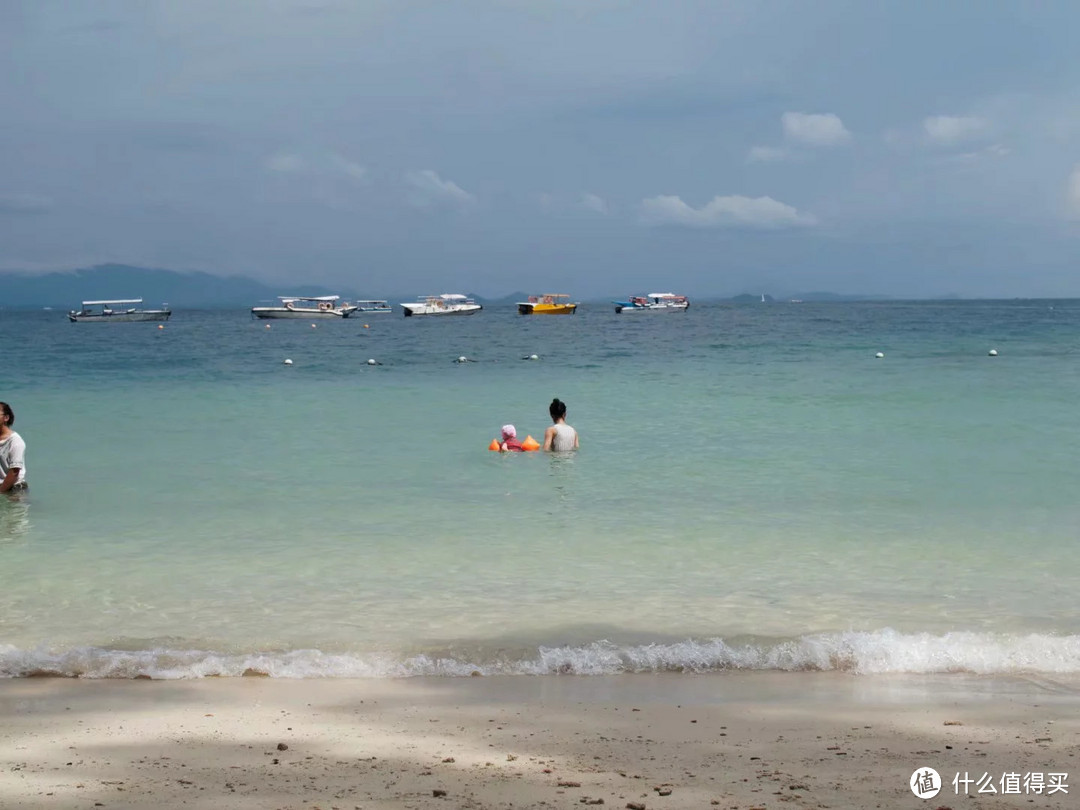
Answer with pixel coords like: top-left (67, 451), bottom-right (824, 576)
top-left (3, 0), bottom-right (1080, 298)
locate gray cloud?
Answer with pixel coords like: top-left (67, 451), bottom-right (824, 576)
top-left (580, 193), bottom-right (609, 215)
top-left (0, 194), bottom-right (54, 215)
top-left (747, 146), bottom-right (791, 163)
top-left (404, 170), bottom-right (475, 208)
top-left (924, 115), bottom-right (990, 145)
top-left (266, 154), bottom-right (307, 174)
top-left (1066, 165), bottom-right (1080, 219)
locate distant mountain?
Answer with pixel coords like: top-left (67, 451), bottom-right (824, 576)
top-left (0, 264), bottom-right (539, 309)
top-left (728, 293), bottom-right (775, 303)
top-left (471, 291), bottom-right (529, 305)
top-left (785, 291), bottom-right (893, 302)
top-left (727, 292), bottom-right (892, 303)
top-left (0, 264), bottom-right (351, 309)
top-left (0, 263), bottom-right (902, 308)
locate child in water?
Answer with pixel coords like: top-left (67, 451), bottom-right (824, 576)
top-left (499, 424), bottom-right (524, 452)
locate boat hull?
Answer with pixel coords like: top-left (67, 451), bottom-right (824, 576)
top-left (401, 304), bottom-right (482, 316)
top-left (518, 303), bottom-right (577, 315)
top-left (613, 302), bottom-right (689, 313)
top-left (69, 310), bottom-right (171, 322)
top-left (251, 307), bottom-right (358, 319)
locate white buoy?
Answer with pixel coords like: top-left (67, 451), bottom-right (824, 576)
top-left (875, 352), bottom-right (884, 358)
top-left (311, 323), bottom-right (317, 328)
top-left (528, 354), bottom-right (539, 360)
top-left (367, 358), bottom-right (379, 366)
top-left (457, 355), bottom-right (468, 363)
top-left (989, 349), bottom-right (998, 356)
top-left (265, 324), bottom-right (271, 329)
top-left (283, 358), bottom-right (293, 365)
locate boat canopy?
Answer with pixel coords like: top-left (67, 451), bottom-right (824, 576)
top-left (439, 294), bottom-right (469, 300)
top-left (81, 299), bottom-right (144, 306)
top-left (278, 295), bottom-right (340, 303)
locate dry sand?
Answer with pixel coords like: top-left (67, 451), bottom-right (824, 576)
top-left (1, 672), bottom-right (1077, 809)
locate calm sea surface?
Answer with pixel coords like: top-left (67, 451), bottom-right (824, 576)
top-left (2, 300), bottom-right (1079, 678)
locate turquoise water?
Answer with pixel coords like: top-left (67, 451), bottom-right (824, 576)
top-left (2, 300), bottom-right (1080, 678)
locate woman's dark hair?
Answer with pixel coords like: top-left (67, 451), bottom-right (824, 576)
top-left (0, 402), bottom-right (12, 427)
top-left (549, 398), bottom-right (567, 421)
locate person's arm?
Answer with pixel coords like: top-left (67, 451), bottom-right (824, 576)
top-left (0, 468), bottom-right (18, 493)
top-left (573, 430), bottom-right (579, 449)
top-left (543, 425), bottom-right (555, 451)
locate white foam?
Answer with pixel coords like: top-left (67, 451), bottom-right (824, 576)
top-left (4, 630), bottom-right (1080, 679)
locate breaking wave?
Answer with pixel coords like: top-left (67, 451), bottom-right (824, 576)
top-left (3, 629), bottom-right (1080, 679)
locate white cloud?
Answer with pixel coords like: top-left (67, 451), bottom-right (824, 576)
top-left (923, 115), bottom-right (988, 145)
top-left (405, 169), bottom-right (475, 207)
top-left (0, 194), bottom-right (53, 214)
top-left (639, 194), bottom-right (816, 228)
top-left (267, 152), bottom-right (369, 183)
top-left (332, 155), bottom-right (368, 182)
top-left (1067, 165), bottom-right (1080, 219)
top-left (938, 143), bottom-right (1011, 165)
top-left (265, 153), bottom-right (306, 173)
top-left (781, 112), bottom-right (851, 146)
top-left (579, 192), bottom-right (608, 214)
top-left (747, 145), bottom-right (790, 163)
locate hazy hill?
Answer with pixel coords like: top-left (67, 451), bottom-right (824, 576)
top-left (1, 264), bottom-right (359, 309)
top-left (0, 264), bottom-right (894, 308)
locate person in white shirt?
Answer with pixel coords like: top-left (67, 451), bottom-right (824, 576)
top-left (0, 401), bottom-right (28, 493)
top-left (543, 397), bottom-right (579, 452)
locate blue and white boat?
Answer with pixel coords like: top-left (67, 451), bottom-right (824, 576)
top-left (613, 293), bottom-right (689, 313)
top-left (353, 300), bottom-right (393, 314)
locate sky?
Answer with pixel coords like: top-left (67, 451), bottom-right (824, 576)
top-left (2, 0), bottom-right (1080, 298)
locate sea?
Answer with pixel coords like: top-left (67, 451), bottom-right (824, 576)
top-left (2, 299), bottom-right (1079, 680)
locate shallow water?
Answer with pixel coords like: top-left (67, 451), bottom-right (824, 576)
top-left (2, 300), bottom-right (1079, 677)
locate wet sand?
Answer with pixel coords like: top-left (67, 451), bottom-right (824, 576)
top-left (1, 672), bottom-right (1077, 809)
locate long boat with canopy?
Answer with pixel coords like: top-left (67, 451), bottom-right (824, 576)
top-left (251, 296), bottom-right (360, 319)
top-left (68, 299), bottom-right (171, 323)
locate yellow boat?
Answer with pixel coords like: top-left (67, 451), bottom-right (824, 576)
top-left (517, 294), bottom-right (578, 315)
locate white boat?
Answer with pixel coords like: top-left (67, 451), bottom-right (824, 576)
top-left (251, 296), bottom-right (359, 319)
top-left (68, 299), bottom-right (171, 323)
top-left (613, 293), bottom-right (689, 313)
top-left (400, 294), bottom-right (482, 317)
top-left (353, 300), bottom-right (392, 314)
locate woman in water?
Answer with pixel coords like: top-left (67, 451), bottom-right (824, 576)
top-left (543, 398), bottom-right (579, 452)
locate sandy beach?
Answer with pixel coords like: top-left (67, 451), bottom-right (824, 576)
top-left (1, 672), bottom-right (1076, 809)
